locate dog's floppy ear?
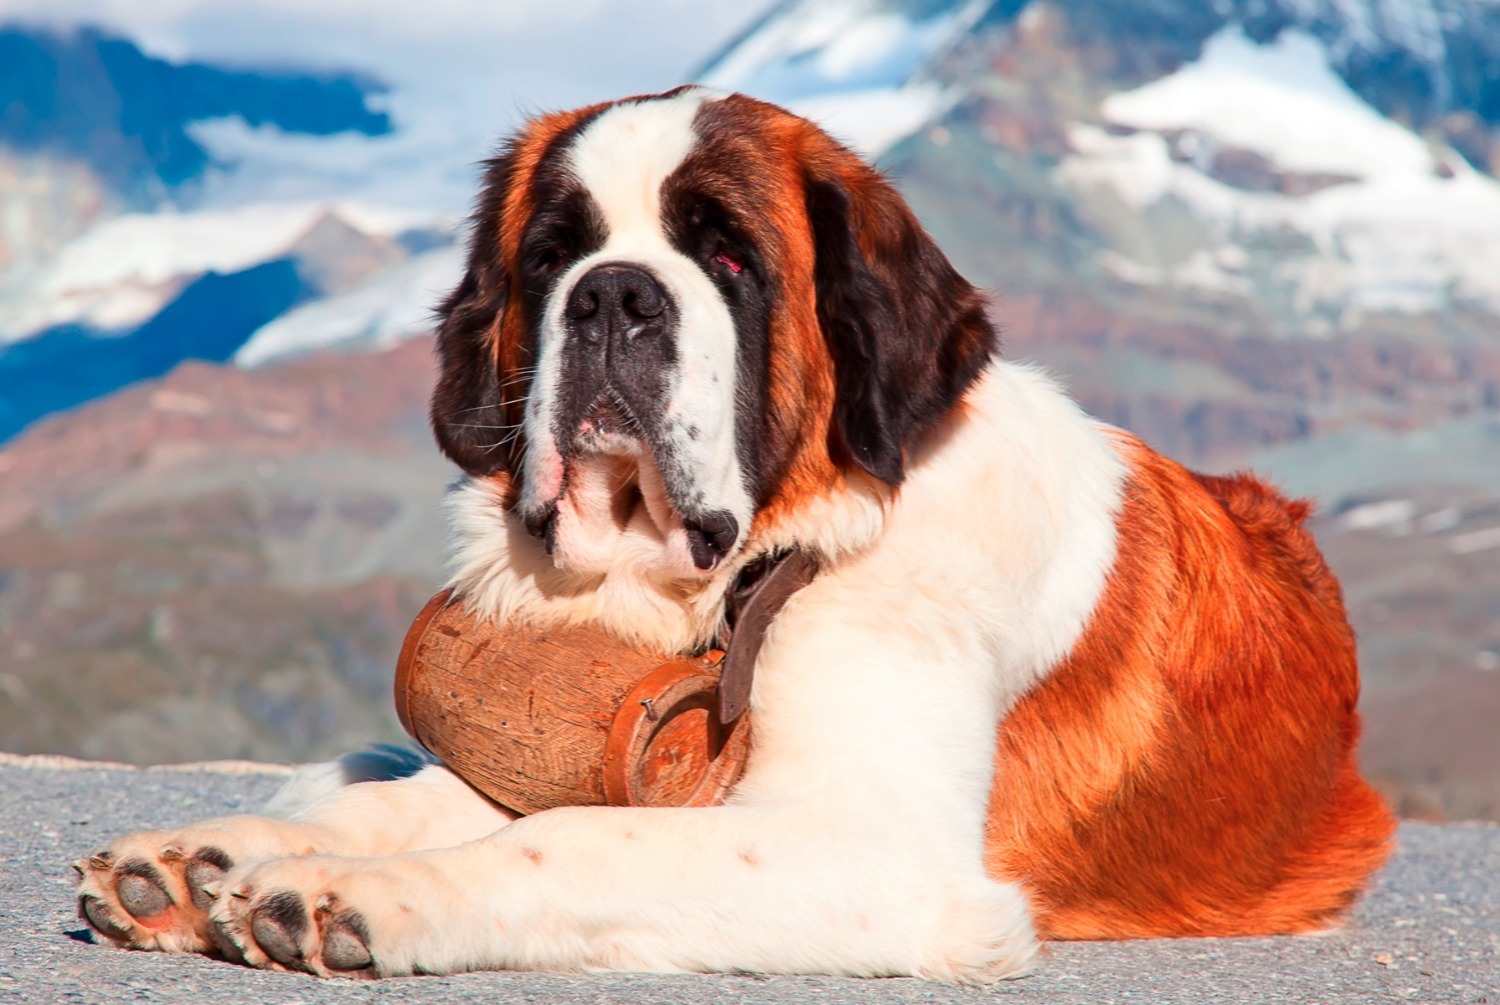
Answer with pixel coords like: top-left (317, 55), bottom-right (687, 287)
top-left (430, 154), bottom-right (514, 477)
top-left (806, 166), bottom-right (997, 485)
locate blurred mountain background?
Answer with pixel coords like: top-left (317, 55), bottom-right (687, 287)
top-left (0, 0), bottom-right (1495, 820)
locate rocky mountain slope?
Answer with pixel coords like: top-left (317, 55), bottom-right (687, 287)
top-left (0, 340), bottom-right (449, 763)
top-left (0, 340), bottom-right (1494, 819)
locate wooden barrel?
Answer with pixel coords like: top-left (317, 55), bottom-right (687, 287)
top-left (394, 591), bottom-right (750, 815)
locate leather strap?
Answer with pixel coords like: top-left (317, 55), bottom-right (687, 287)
top-left (719, 549), bottom-right (819, 724)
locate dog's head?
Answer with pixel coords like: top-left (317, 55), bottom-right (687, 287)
top-left (432, 86), bottom-right (995, 580)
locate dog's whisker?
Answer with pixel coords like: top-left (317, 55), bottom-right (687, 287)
top-left (478, 426), bottom-right (530, 453)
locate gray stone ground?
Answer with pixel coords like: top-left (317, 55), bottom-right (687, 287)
top-left (0, 757), bottom-right (1494, 1005)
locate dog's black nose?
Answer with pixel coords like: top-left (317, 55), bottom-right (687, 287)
top-left (559, 262), bottom-right (676, 435)
top-left (566, 264), bottom-right (668, 342)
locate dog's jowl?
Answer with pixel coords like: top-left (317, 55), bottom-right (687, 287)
top-left (75, 86), bottom-right (1394, 982)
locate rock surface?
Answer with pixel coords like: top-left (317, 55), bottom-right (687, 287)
top-left (1, 755), bottom-right (1495, 1004)
top-left (3, 2), bottom-right (1500, 822)
top-left (0, 340), bottom-right (449, 766)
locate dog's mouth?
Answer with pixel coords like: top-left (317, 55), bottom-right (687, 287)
top-left (574, 396), bottom-right (644, 456)
top-left (524, 404), bottom-right (738, 574)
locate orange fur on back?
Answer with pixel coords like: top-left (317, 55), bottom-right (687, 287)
top-left (983, 432), bottom-right (1395, 939)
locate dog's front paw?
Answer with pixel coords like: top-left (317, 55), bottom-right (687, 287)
top-left (74, 818), bottom-right (327, 954)
top-left (208, 856), bottom-right (413, 978)
top-left (915, 880), bottom-right (1039, 985)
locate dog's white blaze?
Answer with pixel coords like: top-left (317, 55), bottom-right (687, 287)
top-left (527, 87), bottom-right (753, 564)
top-left (524, 90), bottom-right (720, 522)
top-left (567, 88), bottom-right (711, 241)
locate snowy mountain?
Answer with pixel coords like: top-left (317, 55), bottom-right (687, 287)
top-left (1, 0), bottom-right (1497, 444)
top-left (0, 25), bottom-right (429, 439)
top-left (708, 0), bottom-right (1500, 325)
top-left (704, 0), bottom-right (1500, 153)
top-left (697, 0), bottom-right (991, 156)
top-left (0, 4), bottom-right (774, 441)
top-left (0, 25), bottom-right (390, 198)
top-left (1061, 25), bottom-right (1500, 327)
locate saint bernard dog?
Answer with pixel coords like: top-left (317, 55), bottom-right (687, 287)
top-left (75, 86), bottom-right (1394, 982)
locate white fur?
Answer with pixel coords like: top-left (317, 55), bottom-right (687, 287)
top-left (261, 744), bottom-right (434, 818)
top-left (444, 474), bottom-right (737, 652)
top-left (220, 360), bottom-right (1128, 981)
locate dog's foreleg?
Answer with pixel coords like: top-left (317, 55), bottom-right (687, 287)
top-left (209, 613), bottom-right (1040, 981)
top-left (208, 798), bottom-right (1036, 980)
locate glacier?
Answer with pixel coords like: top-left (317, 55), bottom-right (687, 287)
top-left (1057, 25), bottom-right (1500, 321)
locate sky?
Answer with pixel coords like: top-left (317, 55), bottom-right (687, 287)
top-left (0, 0), bottom-right (781, 132)
top-left (0, 0), bottom-right (785, 219)
top-left (0, 0), bottom-right (786, 354)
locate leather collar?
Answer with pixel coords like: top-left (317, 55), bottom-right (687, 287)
top-left (718, 548), bottom-right (819, 724)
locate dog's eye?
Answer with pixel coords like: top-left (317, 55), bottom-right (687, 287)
top-left (534, 247), bottom-right (570, 274)
top-left (711, 247), bottom-right (744, 275)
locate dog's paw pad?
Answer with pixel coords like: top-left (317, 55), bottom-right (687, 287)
top-left (184, 847), bottom-right (233, 909)
top-left (115, 861), bottom-right (172, 920)
top-left (315, 894), bottom-right (373, 972)
top-left (250, 890), bottom-right (310, 969)
top-left (78, 893), bottom-right (133, 943)
top-left (210, 874), bottom-right (379, 977)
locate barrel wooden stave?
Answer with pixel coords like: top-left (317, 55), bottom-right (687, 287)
top-left (395, 593), bottom-right (748, 815)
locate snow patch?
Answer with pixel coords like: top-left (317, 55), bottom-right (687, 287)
top-left (1417, 507), bottom-right (1461, 535)
top-left (1062, 126), bottom-right (1178, 210)
top-left (1339, 498), bottom-right (1417, 531)
top-left (1058, 25), bottom-right (1500, 322)
top-left (236, 244), bottom-right (463, 368)
top-left (1098, 247), bottom-right (1251, 296)
top-left (1450, 526), bottom-right (1500, 555)
top-left (1102, 28), bottom-right (1432, 179)
top-left (699, 0), bottom-right (984, 156)
top-left (0, 201), bottom-right (434, 344)
top-left (0, 204), bottom-right (320, 342)
top-left (788, 85), bottom-right (956, 159)
top-left (704, 3), bottom-right (958, 94)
